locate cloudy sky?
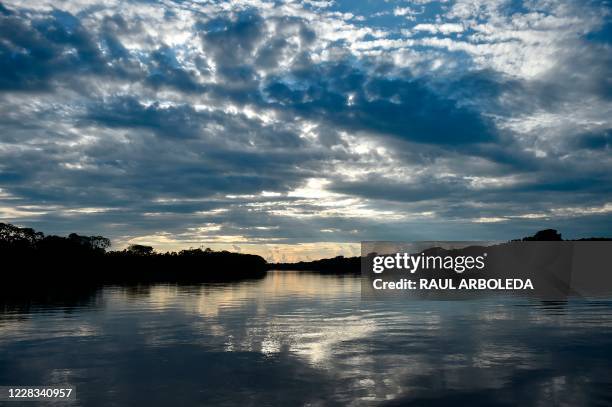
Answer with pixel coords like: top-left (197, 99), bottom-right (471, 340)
top-left (0, 0), bottom-right (611, 261)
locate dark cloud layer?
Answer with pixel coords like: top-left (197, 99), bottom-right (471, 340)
top-left (0, 0), bottom-right (611, 258)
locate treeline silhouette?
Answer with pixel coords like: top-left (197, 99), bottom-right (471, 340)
top-left (2, 223), bottom-right (610, 283)
top-left (511, 228), bottom-right (611, 242)
top-left (272, 255), bottom-right (361, 274)
top-left (271, 229), bottom-right (611, 274)
top-left (1, 223), bottom-right (610, 312)
top-left (0, 222), bottom-right (267, 285)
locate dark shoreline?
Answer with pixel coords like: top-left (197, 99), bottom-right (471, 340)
top-left (2, 223), bottom-right (611, 287)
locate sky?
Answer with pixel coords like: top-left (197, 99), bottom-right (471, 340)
top-left (0, 0), bottom-right (611, 261)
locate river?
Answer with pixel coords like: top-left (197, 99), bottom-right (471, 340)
top-left (1, 271), bottom-right (612, 406)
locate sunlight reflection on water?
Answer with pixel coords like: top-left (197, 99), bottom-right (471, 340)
top-left (1, 271), bottom-right (612, 406)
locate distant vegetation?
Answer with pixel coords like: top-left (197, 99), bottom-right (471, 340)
top-left (0, 222), bottom-right (267, 284)
top-left (512, 228), bottom-right (611, 242)
top-left (272, 255), bottom-right (361, 274)
top-left (2, 223), bottom-right (608, 313)
top-left (0, 222), bottom-right (110, 255)
top-left (1, 223), bottom-right (610, 282)
top-left (271, 228), bottom-right (611, 274)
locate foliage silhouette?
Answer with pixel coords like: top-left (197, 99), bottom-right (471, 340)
top-left (272, 255), bottom-right (361, 274)
top-left (517, 229), bottom-right (562, 241)
top-left (2, 223), bottom-right (609, 283)
top-left (0, 222), bottom-right (267, 285)
top-left (1, 223), bottom-right (610, 312)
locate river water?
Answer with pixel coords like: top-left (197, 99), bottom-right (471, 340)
top-left (1, 271), bottom-right (612, 406)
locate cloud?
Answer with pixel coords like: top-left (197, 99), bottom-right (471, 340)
top-left (263, 67), bottom-right (497, 145)
top-left (0, 0), bottom-right (611, 258)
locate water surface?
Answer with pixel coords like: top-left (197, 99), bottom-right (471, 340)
top-left (1, 271), bottom-right (612, 406)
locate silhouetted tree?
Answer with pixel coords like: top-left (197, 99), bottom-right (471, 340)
top-left (0, 222), bottom-right (269, 286)
top-left (273, 254), bottom-right (361, 274)
top-left (127, 244), bottom-right (154, 255)
top-left (4, 222), bottom-right (608, 288)
top-left (522, 229), bottom-right (562, 241)
top-left (0, 222), bottom-right (44, 250)
top-left (69, 233), bottom-right (111, 252)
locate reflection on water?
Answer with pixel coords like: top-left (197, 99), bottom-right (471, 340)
top-left (1, 271), bottom-right (612, 406)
